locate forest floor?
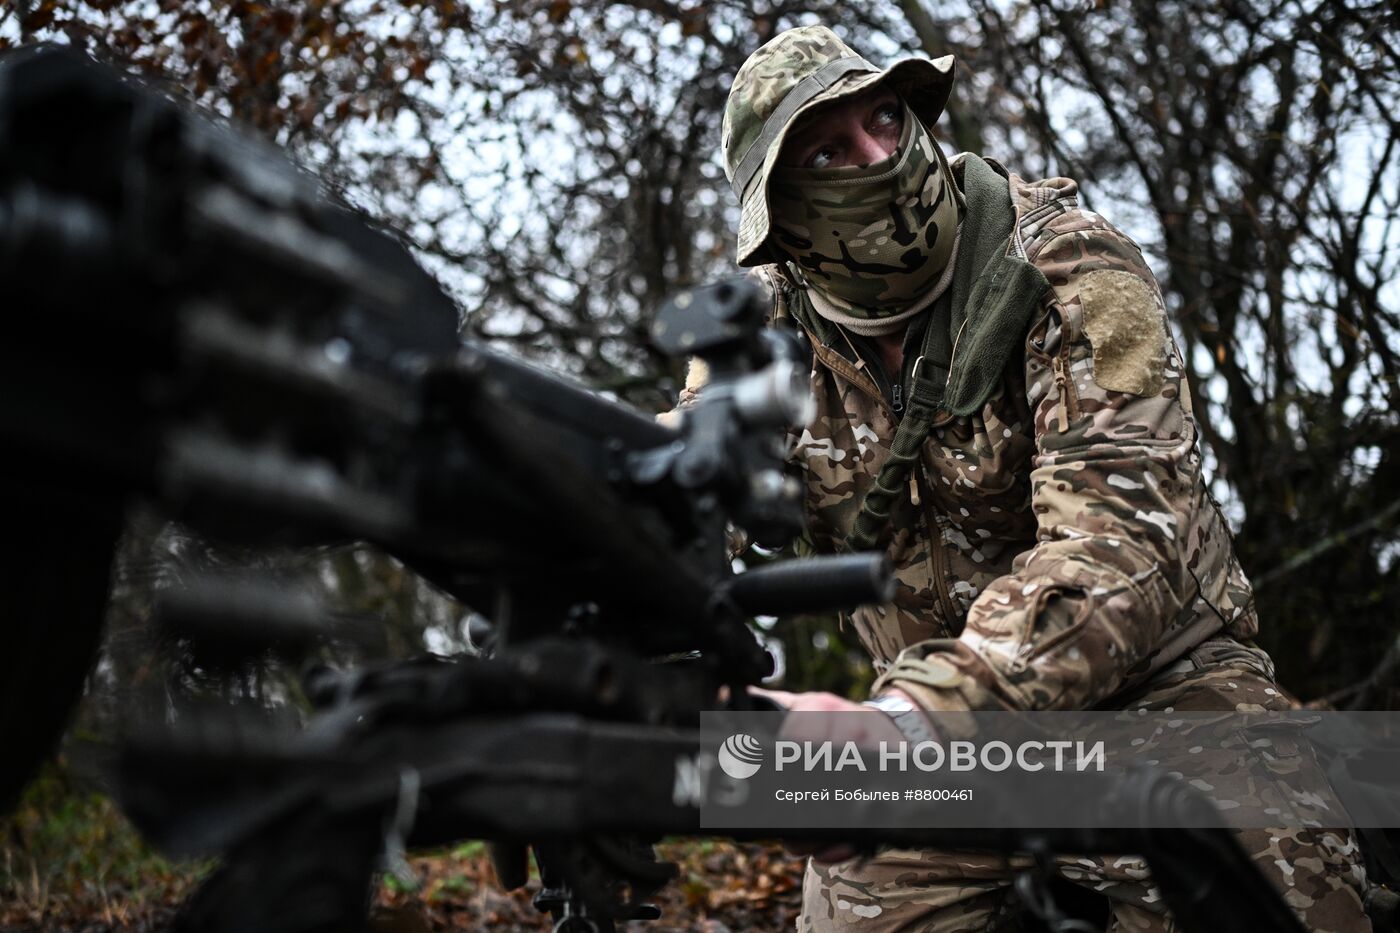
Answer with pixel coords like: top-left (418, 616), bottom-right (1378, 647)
top-left (0, 762), bottom-right (805, 932)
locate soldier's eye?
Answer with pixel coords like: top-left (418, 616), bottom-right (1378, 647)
top-left (807, 147), bottom-right (838, 169)
top-left (872, 103), bottom-right (901, 129)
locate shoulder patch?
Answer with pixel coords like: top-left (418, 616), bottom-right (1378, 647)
top-left (1079, 269), bottom-right (1166, 396)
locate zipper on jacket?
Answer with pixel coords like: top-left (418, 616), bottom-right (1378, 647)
top-left (841, 328), bottom-right (926, 420)
top-left (918, 471), bottom-right (960, 637)
top-left (929, 522), bottom-right (960, 638)
top-left (814, 341), bottom-right (894, 420)
top-left (1052, 339), bottom-right (1079, 434)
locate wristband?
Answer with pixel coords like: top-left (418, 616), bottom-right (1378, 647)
top-left (863, 694), bottom-right (940, 746)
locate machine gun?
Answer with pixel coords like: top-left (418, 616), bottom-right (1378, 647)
top-left (0, 47), bottom-right (1313, 933)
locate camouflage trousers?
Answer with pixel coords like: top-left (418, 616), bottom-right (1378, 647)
top-left (800, 638), bottom-right (1373, 932)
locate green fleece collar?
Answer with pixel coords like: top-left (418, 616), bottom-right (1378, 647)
top-left (939, 154), bottom-right (1049, 415)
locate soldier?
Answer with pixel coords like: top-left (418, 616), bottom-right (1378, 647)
top-left (683, 23), bottom-right (1373, 932)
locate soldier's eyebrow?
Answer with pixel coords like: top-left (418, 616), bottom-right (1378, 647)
top-left (790, 108), bottom-right (833, 142)
top-left (792, 88), bottom-right (898, 139)
top-left (784, 120), bottom-right (824, 156)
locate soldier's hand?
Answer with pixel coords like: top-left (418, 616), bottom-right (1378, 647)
top-left (747, 687), bottom-right (917, 864)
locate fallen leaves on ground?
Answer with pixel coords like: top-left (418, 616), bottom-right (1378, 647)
top-left (3, 767), bottom-right (807, 932)
top-left (374, 838), bottom-right (805, 932)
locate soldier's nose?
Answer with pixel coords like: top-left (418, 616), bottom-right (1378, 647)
top-left (852, 130), bottom-right (895, 168)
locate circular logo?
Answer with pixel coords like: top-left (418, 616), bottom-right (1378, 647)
top-left (717, 733), bottom-right (764, 780)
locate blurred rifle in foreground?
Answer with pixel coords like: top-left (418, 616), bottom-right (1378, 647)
top-left (0, 47), bottom-right (1313, 933)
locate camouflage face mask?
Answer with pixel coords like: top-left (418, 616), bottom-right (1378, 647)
top-left (768, 105), bottom-right (959, 322)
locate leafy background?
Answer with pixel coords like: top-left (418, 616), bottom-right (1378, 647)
top-left (0, 0), bottom-right (1396, 928)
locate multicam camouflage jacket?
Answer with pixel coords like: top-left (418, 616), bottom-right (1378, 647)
top-left (681, 156), bottom-right (1261, 714)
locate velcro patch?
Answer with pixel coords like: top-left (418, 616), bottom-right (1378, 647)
top-left (883, 655), bottom-right (964, 689)
top-left (1079, 270), bottom-right (1167, 396)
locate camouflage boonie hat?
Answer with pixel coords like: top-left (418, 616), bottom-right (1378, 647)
top-left (722, 25), bottom-right (954, 267)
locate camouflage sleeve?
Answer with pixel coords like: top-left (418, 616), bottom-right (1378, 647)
top-left (877, 222), bottom-right (1201, 712)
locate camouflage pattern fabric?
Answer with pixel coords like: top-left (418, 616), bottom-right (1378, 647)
top-left (692, 22), bottom-right (1374, 930)
top-left (721, 24), bottom-right (954, 268)
top-left (673, 159), bottom-right (1372, 925)
top-left (799, 639), bottom-right (1372, 931)
top-left (679, 163), bottom-right (1261, 710)
top-left (768, 103), bottom-right (960, 319)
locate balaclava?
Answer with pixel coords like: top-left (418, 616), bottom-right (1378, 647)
top-left (767, 102), bottom-right (961, 335)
